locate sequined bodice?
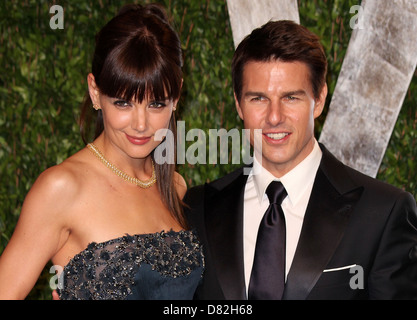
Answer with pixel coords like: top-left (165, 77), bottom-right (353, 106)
top-left (57, 230), bottom-right (204, 300)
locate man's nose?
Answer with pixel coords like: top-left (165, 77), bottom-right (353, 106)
top-left (266, 100), bottom-right (285, 126)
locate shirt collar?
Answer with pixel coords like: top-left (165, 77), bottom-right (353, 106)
top-left (252, 139), bottom-right (322, 205)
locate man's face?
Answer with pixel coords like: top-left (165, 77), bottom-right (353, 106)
top-left (235, 60), bottom-right (327, 177)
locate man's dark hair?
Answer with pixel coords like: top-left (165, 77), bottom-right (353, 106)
top-left (232, 20), bottom-right (327, 102)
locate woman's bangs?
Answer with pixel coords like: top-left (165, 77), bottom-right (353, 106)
top-left (97, 43), bottom-right (180, 103)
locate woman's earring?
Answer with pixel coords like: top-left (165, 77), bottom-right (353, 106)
top-left (173, 107), bottom-right (177, 111)
top-left (93, 104), bottom-right (101, 110)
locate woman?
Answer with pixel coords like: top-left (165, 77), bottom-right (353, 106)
top-left (0, 3), bottom-right (204, 300)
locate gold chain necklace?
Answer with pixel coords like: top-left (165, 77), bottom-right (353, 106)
top-left (87, 143), bottom-right (156, 188)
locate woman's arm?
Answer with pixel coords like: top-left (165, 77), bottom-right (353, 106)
top-left (0, 165), bottom-right (74, 299)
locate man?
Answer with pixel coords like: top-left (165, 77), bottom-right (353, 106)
top-left (184, 20), bottom-right (417, 300)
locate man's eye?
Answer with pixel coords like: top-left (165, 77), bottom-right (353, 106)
top-left (251, 96), bottom-right (264, 102)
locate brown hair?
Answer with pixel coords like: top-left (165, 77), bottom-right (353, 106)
top-left (79, 3), bottom-right (187, 228)
top-left (232, 20), bottom-right (327, 102)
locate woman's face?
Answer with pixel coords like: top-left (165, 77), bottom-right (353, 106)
top-left (88, 74), bottom-right (177, 160)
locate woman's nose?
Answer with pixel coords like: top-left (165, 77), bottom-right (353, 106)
top-left (131, 107), bottom-right (147, 132)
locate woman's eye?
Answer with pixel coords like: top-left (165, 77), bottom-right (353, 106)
top-left (113, 100), bottom-right (130, 107)
top-left (149, 101), bottom-right (167, 109)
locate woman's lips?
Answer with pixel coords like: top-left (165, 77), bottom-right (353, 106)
top-left (125, 133), bottom-right (152, 145)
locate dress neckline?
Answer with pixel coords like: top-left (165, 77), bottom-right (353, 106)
top-left (86, 228), bottom-right (188, 248)
top-left (60, 229), bottom-right (194, 270)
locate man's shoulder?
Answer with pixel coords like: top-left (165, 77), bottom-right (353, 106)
top-left (320, 143), bottom-right (412, 200)
top-left (190, 166), bottom-right (245, 188)
top-left (207, 166), bottom-right (247, 190)
top-left (344, 164), bottom-right (411, 200)
top-left (185, 166), bottom-right (247, 199)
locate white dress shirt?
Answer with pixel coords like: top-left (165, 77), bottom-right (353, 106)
top-left (243, 139), bottom-right (322, 292)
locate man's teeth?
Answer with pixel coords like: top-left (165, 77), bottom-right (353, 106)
top-left (266, 133), bottom-right (289, 140)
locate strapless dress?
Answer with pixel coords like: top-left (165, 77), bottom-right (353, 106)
top-left (56, 229), bottom-right (204, 300)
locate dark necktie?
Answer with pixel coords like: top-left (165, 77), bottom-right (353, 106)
top-left (248, 181), bottom-right (287, 300)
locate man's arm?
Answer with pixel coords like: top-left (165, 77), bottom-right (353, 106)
top-left (369, 191), bottom-right (417, 299)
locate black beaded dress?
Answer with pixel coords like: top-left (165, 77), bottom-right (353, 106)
top-left (56, 230), bottom-right (204, 300)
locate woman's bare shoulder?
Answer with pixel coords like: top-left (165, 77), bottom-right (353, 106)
top-left (24, 148), bottom-right (91, 211)
top-left (173, 171), bottom-right (187, 199)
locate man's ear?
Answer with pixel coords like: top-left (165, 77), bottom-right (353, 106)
top-left (87, 73), bottom-right (100, 106)
top-left (313, 82), bottom-right (328, 119)
top-left (234, 92), bottom-right (244, 120)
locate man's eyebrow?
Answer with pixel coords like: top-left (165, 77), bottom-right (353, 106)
top-left (243, 90), bottom-right (308, 98)
top-left (281, 90), bottom-right (307, 97)
top-left (243, 91), bottom-right (266, 97)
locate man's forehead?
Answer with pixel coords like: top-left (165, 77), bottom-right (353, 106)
top-left (241, 60), bottom-right (312, 92)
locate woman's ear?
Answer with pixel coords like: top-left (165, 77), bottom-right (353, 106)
top-left (87, 73), bottom-right (100, 107)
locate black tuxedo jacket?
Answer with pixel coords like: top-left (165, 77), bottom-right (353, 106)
top-left (184, 144), bottom-right (417, 300)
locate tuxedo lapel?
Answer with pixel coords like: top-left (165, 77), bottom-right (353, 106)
top-left (204, 169), bottom-right (248, 300)
top-left (283, 145), bottom-right (363, 300)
